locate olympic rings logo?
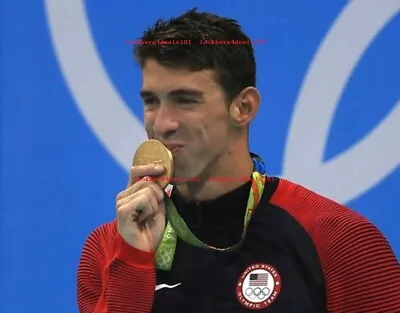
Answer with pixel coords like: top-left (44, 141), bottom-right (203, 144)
top-left (244, 286), bottom-right (270, 300)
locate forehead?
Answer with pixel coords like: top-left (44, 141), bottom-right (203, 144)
top-left (141, 59), bottom-right (221, 92)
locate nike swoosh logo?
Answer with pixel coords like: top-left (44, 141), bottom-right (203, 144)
top-left (155, 283), bottom-right (182, 291)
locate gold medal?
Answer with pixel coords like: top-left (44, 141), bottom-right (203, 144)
top-left (132, 139), bottom-right (174, 189)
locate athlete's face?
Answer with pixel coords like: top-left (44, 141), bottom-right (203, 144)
top-left (140, 59), bottom-right (234, 183)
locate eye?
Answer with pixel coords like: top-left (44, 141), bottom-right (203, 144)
top-left (143, 97), bottom-right (159, 106)
top-left (175, 97), bottom-right (198, 105)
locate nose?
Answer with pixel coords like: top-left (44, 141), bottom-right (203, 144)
top-left (152, 103), bottom-right (179, 138)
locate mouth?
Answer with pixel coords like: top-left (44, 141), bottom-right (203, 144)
top-left (164, 143), bottom-right (185, 154)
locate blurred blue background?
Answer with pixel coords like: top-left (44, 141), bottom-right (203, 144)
top-left (0, 1), bottom-right (399, 312)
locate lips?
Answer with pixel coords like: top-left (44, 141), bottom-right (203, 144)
top-left (164, 143), bottom-right (184, 153)
top-left (169, 146), bottom-right (183, 154)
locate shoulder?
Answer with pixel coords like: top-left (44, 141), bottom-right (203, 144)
top-left (268, 178), bottom-right (397, 269)
top-left (80, 220), bottom-right (118, 259)
top-left (271, 179), bottom-right (400, 311)
top-left (270, 178), bottom-right (373, 241)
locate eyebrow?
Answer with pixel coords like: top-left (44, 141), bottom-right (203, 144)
top-left (139, 88), bottom-right (204, 98)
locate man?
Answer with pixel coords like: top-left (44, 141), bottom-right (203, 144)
top-left (77, 8), bottom-right (400, 313)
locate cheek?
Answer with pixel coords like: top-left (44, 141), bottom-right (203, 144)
top-left (144, 124), bottom-right (153, 137)
top-left (143, 114), bottom-right (155, 135)
top-left (209, 108), bottom-right (230, 133)
top-left (178, 106), bottom-right (229, 144)
top-left (199, 111), bottom-right (229, 143)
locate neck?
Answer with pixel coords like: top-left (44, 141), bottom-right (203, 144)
top-left (176, 147), bottom-right (254, 202)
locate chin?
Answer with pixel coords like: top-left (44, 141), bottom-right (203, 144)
top-left (172, 166), bottom-right (197, 183)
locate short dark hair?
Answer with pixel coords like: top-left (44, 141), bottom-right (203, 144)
top-left (133, 8), bottom-right (256, 103)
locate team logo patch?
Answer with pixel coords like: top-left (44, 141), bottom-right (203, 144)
top-left (236, 263), bottom-right (282, 310)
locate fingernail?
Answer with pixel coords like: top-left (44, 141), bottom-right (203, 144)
top-left (154, 165), bottom-right (164, 170)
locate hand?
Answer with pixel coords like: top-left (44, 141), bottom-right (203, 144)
top-left (116, 164), bottom-right (166, 252)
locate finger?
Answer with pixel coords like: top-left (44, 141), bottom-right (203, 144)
top-left (139, 191), bottom-right (166, 223)
top-left (117, 176), bottom-right (161, 202)
top-left (125, 191), bottom-right (158, 222)
top-left (137, 192), bottom-right (160, 223)
top-left (127, 164), bottom-right (165, 187)
top-left (141, 178), bottom-right (164, 201)
top-left (117, 184), bottom-right (162, 218)
top-left (117, 178), bottom-right (164, 203)
top-left (157, 194), bottom-right (167, 216)
top-left (117, 182), bottom-right (164, 208)
top-left (117, 193), bottom-right (146, 220)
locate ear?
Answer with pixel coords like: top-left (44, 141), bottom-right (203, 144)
top-left (229, 87), bottom-right (261, 127)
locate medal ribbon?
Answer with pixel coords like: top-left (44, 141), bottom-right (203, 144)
top-left (155, 156), bottom-right (266, 270)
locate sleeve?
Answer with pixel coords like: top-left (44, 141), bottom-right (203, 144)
top-left (319, 217), bottom-right (400, 313)
top-left (77, 222), bottom-right (156, 313)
